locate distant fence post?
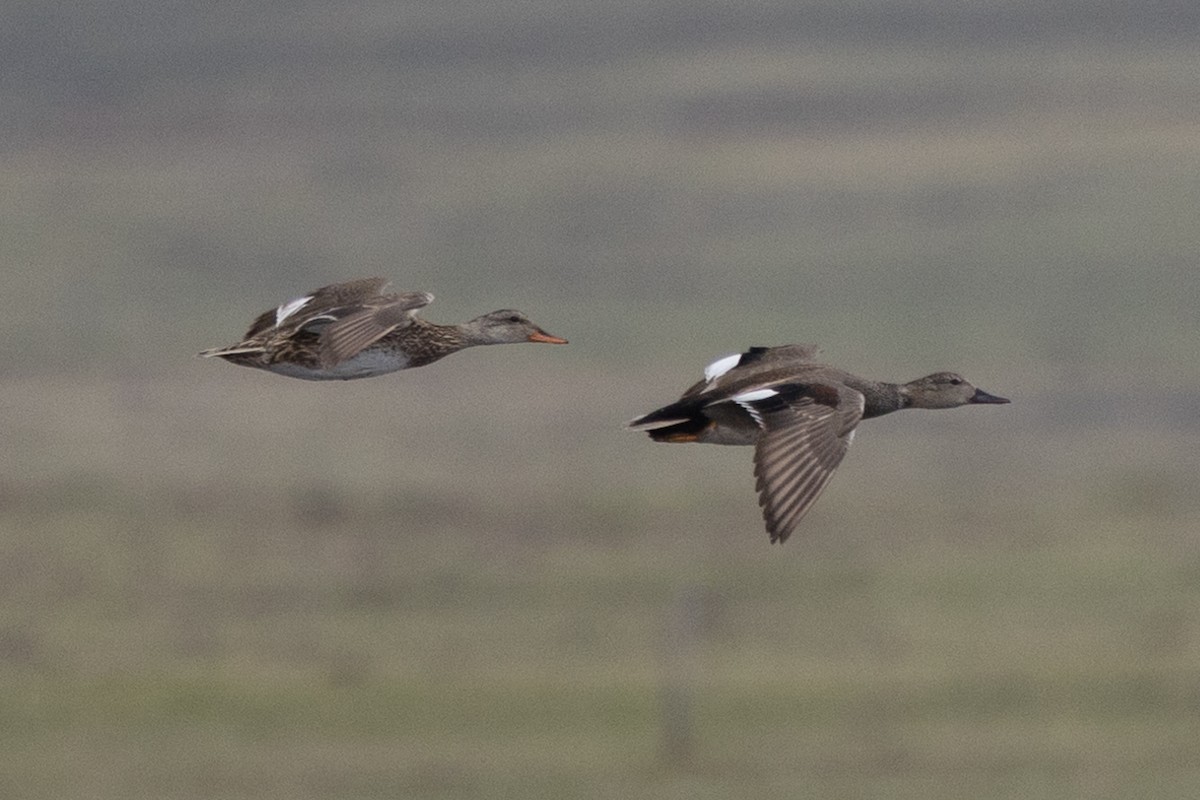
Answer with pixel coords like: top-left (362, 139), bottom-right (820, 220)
top-left (659, 585), bottom-right (708, 766)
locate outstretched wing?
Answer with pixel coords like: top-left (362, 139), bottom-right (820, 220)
top-left (317, 291), bottom-right (435, 367)
top-left (742, 383), bottom-right (864, 543)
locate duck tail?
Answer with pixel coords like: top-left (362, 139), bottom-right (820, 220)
top-left (628, 399), bottom-right (711, 443)
top-left (627, 399), bottom-right (697, 431)
top-left (643, 417), bottom-right (710, 443)
top-left (198, 344), bottom-right (265, 359)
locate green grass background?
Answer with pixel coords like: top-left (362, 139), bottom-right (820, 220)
top-left (3, 2), bottom-right (1200, 797)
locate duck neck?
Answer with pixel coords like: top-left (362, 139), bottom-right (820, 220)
top-left (399, 319), bottom-right (468, 367)
top-left (429, 320), bottom-right (476, 348)
top-left (854, 380), bottom-right (909, 419)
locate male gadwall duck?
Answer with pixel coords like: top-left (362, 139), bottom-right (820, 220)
top-left (629, 344), bottom-right (1009, 543)
top-left (200, 277), bottom-right (567, 380)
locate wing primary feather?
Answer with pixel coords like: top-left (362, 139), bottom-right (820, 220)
top-left (317, 293), bottom-right (433, 367)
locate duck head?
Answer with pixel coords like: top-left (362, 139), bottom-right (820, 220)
top-left (466, 310), bottom-right (568, 346)
top-left (903, 372), bottom-right (1010, 409)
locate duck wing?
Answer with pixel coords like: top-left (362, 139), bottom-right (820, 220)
top-left (629, 347), bottom-right (829, 434)
top-left (317, 291), bottom-right (435, 367)
top-left (741, 382), bottom-right (865, 543)
top-left (688, 344), bottom-right (822, 397)
top-left (736, 344), bottom-right (822, 367)
top-left (239, 277), bottom-right (393, 339)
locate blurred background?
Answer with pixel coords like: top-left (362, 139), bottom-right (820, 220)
top-left (4, 1), bottom-right (1200, 797)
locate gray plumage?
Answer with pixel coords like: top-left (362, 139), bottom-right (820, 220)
top-left (630, 345), bottom-right (1010, 543)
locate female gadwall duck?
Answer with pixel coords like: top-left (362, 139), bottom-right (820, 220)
top-left (629, 344), bottom-right (1009, 543)
top-left (200, 277), bottom-right (567, 380)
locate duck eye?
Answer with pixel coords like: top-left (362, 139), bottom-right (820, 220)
top-left (507, 315), bottom-right (522, 323)
top-left (948, 377), bottom-right (963, 385)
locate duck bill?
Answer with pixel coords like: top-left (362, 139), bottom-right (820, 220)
top-left (969, 387), bottom-right (1010, 404)
top-left (527, 330), bottom-right (568, 345)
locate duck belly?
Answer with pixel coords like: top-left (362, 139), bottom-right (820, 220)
top-left (265, 349), bottom-right (412, 381)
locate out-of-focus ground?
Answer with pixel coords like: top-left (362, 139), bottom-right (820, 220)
top-left (3, 2), bottom-right (1200, 798)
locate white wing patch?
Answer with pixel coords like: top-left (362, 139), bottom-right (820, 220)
top-left (731, 387), bottom-right (779, 427)
top-left (732, 388), bottom-right (779, 402)
top-left (704, 353), bottom-right (741, 382)
top-left (275, 295), bottom-right (313, 326)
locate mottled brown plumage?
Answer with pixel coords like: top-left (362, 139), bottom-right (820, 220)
top-left (200, 278), bottom-right (566, 380)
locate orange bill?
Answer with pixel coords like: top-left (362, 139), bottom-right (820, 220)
top-left (528, 330), bottom-right (568, 344)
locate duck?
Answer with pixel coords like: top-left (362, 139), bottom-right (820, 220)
top-left (629, 344), bottom-right (1009, 543)
top-left (199, 277), bottom-right (567, 380)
